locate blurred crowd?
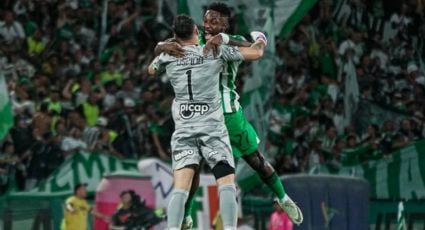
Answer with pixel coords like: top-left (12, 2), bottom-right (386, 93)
top-left (0, 0), bottom-right (176, 192)
top-left (0, 0), bottom-right (424, 194)
top-left (268, 0), bottom-right (425, 174)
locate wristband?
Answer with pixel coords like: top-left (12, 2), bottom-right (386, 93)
top-left (220, 33), bottom-right (230, 45)
top-left (250, 31), bottom-right (268, 47)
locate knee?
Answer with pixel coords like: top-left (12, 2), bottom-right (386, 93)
top-left (244, 151), bottom-right (275, 177)
top-left (211, 161), bottom-right (235, 181)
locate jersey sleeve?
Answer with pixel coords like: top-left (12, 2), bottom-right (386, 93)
top-left (151, 54), bottom-right (172, 74)
top-left (65, 196), bottom-right (76, 211)
top-left (219, 45), bottom-right (244, 62)
top-left (229, 34), bottom-right (247, 42)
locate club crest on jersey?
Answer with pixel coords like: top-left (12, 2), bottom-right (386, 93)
top-left (179, 103), bottom-right (210, 119)
top-left (174, 149), bottom-right (195, 161)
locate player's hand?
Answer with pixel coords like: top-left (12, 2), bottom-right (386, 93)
top-left (203, 34), bottom-right (223, 57)
top-left (250, 31), bottom-right (267, 47)
top-left (160, 42), bottom-right (185, 57)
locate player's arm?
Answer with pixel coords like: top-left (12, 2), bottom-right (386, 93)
top-left (147, 62), bottom-right (157, 76)
top-left (234, 32), bottom-right (267, 60)
top-left (154, 38), bottom-right (185, 57)
top-left (147, 56), bottom-right (164, 76)
top-left (238, 41), bottom-right (265, 61)
top-left (205, 34), bottom-right (252, 54)
top-left (228, 37), bottom-right (252, 47)
top-left (204, 32), bottom-right (267, 60)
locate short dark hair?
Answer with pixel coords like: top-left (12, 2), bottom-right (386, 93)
top-left (207, 2), bottom-right (231, 17)
top-left (74, 183), bottom-right (87, 194)
top-left (173, 14), bottom-right (195, 40)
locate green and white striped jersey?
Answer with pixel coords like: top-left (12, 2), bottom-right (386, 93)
top-left (199, 29), bottom-right (245, 113)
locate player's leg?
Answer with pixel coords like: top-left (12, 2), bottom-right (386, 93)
top-left (243, 150), bottom-right (303, 225)
top-left (242, 150), bottom-right (286, 199)
top-left (168, 130), bottom-right (201, 230)
top-left (225, 110), bottom-right (286, 199)
top-left (200, 127), bottom-right (238, 230)
top-left (182, 164), bottom-right (201, 230)
top-left (167, 166), bottom-right (196, 230)
top-left (212, 162), bottom-right (238, 230)
top-left (225, 110), bottom-right (303, 225)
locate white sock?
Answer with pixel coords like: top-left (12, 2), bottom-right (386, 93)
top-left (219, 184), bottom-right (238, 229)
top-left (167, 189), bottom-right (189, 229)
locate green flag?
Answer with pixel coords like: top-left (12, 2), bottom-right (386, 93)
top-left (0, 75), bottom-right (13, 140)
top-left (397, 201), bottom-right (407, 230)
top-left (274, 0), bottom-right (318, 38)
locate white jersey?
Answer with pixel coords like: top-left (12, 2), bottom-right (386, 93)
top-left (151, 44), bottom-right (244, 129)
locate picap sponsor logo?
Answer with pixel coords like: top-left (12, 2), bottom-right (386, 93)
top-left (180, 103), bottom-right (210, 119)
top-left (174, 149), bottom-right (195, 161)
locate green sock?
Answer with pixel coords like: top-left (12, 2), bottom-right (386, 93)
top-left (184, 195), bottom-right (195, 217)
top-left (263, 172), bottom-right (286, 200)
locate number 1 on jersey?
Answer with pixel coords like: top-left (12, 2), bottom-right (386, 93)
top-left (186, 70), bottom-right (193, 100)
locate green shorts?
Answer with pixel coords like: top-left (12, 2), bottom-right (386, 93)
top-left (224, 109), bottom-right (260, 158)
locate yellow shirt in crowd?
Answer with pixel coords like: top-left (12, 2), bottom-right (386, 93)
top-left (82, 102), bottom-right (99, 126)
top-left (27, 37), bottom-right (45, 55)
top-left (62, 196), bottom-right (91, 230)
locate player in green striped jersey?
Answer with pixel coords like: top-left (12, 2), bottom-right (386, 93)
top-left (154, 3), bottom-right (303, 228)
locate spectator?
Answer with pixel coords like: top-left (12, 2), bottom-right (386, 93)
top-left (0, 11), bottom-right (25, 45)
top-left (394, 119), bottom-right (419, 147)
top-left (0, 141), bottom-right (26, 194)
top-left (23, 131), bottom-right (55, 189)
top-left (268, 202), bottom-right (293, 230)
top-left (276, 155), bottom-right (299, 174)
top-left (61, 126), bottom-right (87, 157)
top-left (109, 190), bottom-right (164, 230)
top-left (100, 62), bottom-right (123, 86)
top-left (83, 117), bottom-right (122, 158)
top-left (26, 29), bottom-right (46, 56)
top-left (32, 102), bottom-right (51, 136)
top-left (361, 124), bottom-right (380, 145)
top-left (116, 78), bottom-right (139, 102)
top-left (102, 81), bottom-right (118, 110)
top-left (308, 139), bottom-right (323, 170)
top-left (78, 91), bottom-right (100, 127)
top-left (321, 125), bottom-right (337, 154)
top-left (62, 183), bottom-right (109, 230)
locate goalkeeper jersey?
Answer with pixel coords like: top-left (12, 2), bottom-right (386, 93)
top-left (199, 29), bottom-right (245, 114)
top-left (151, 44), bottom-right (244, 128)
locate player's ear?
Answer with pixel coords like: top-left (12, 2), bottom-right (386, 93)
top-left (194, 25), bottom-right (199, 36)
top-left (222, 18), bottom-right (229, 32)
